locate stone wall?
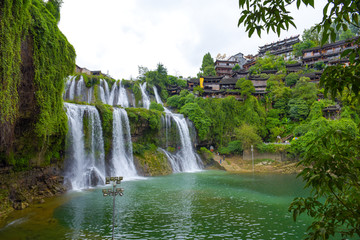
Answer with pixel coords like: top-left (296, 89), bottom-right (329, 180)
top-left (242, 149), bottom-right (288, 161)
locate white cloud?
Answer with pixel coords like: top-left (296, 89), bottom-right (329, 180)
top-left (59, 0), bottom-right (326, 79)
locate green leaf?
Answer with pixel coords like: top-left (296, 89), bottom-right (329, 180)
top-left (238, 14), bottom-right (247, 26)
top-left (248, 27), bottom-right (255, 37)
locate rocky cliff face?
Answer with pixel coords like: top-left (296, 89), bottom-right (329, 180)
top-left (0, 0), bottom-right (75, 168)
top-left (0, 165), bottom-right (66, 221)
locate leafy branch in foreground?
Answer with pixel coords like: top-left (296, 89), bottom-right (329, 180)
top-left (288, 124), bottom-right (360, 239)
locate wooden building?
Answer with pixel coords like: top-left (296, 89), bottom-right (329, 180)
top-left (302, 37), bottom-right (359, 67)
top-left (214, 59), bottom-right (237, 77)
top-left (258, 35), bottom-right (300, 60)
top-left (219, 78), bottom-right (239, 90)
top-left (187, 78), bottom-right (200, 90)
top-left (323, 105), bottom-right (341, 120)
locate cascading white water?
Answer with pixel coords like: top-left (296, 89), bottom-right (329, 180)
top-left (111, 108), bottom-right (137, 178)
top-left (108, 82), bottom-right (117, 106)
top-left (140, 82), bottom-right (150, 109)
top-left (103, 79), bottom-right (110, 102)
top-left (64, 76), bottom-right (74, 99)
top-left (68, 76), bottom-right (76, 101)
top-left (153, 86), bottom-right (202, 172)
top-left (117, 80), bottom-right (129, 108)
top-left (153, 86), bottom-right (163, 105)
top-left (99, 79), bottom-right (107, 104)
top-left (64, 103), bottom-right (106, 190)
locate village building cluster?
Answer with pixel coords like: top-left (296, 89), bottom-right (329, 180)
top-left (185, 35), bottom-right (358, 101)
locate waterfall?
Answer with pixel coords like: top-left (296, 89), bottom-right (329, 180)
top-left (117, 80), bottom-right (129, 108)
top-left (68, 76), bottom-right (76, 101)
top-left (153, 86), bottom-right (163, 104)
top-left (140, 82), bottom-right (150, 109)
top-left (153, 86), bottom-right (202, 172)
top-left (103, 79), bottom-right (110, 101)
top-left (108, 82), bottom-right (117, 106)
top-left (64, 103), bottom-right (106, 190)
top-left (110, 108), bottom-right (137, 178)
top-left (99, 79), bottom-right (107, 104)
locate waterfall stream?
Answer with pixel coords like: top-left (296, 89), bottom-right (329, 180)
top-left (64, 103), bottom-right (106, 190)
top-left (110, 108), bottom-right (137, 178)
top-left (140, 82), bottom-right (150, 109)
top-left (153, 86), bottom-right (202, 172)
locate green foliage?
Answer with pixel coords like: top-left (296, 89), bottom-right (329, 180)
top-left (193, 86), bottom-right (204, 96)
top-left (235, 123), bottom-right (262, 149)
top-left (132, 82), bottom-right (142, 107)
top-left (289, 119), bottom-right (360, 239)
top-left (239, 96), bottom-right (266, 137)
top-left (293, 77), bottom-right (317, 106)
top-left (166, 95), bottom-right (182, 109)
top-left (256, 143), bottom-right (289, 153)
top-left (45, 0), bottom-right (62, 23)
top-left (134, 148), bottom-right (172, 176)
top-left (239, 80), bottom-right (255, 98)
top-left (306, 99), bottom-right (333, 121)
top-left (313, 61), bottom-right (325, 71)
top-left (250, 53), bottom-right (286, 73)
top-left (236, 78), bottom-right (255, 98)
top-left (218, 140), bottom-right (243, 155)
top-left (149, 101), bottom-right (164, 112)
top-left (285, 72), bottom-right (300, 87)
top-left (0, 0), bottom-right (31, 127)
top-left (199, 52), bottom-right (216, 76)
top-left (232, 64), bottom-right (241, 71)
top-left (293, 40), bottom-right (317, 57)
top-left (288, 98), bottom-right (309, 121)
top-left (302, 26), bottom-right (321, 45)
top-left (198, 147), bottom-right (214, 162)
top-left (0, 0), bottom-right (75, 166)
top-left (95, 103), bottom-right (113, 155)
top-left (179, 103), bottom-right (211, 141)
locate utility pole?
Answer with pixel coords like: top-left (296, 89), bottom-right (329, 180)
top-left (251, 145), bottom-right (254, 173)
top-left (102, 176), bottom-right (124, 240)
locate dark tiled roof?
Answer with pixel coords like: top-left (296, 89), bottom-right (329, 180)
top-left (220, 78), bottom-right (238, 85)
top-left (200, 76), bottom-right (224, 80)
top-left (188, 78), bottom-right (199, 83)
top-left (285, 62), bottom-right (302, 68)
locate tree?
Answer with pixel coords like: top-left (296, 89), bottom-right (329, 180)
top-left (339, 29), bottom-right (355, 40)
top-left (199, 52), bottom-right (216, 76)
top-left (302, 26), bottom-right (321, 45)
top-left (289, 119), bottom-right (360, 239)
top-left (292, 77), bottom-right (317, 106)
top-left (238, 1), bottom-right (360, 238)
top-left (239, 79), bottom-right (255, 99)
top-left (235, 123), bottom-right (262, 149)
top-left (288, 98), bottom-right (309, 121)
top-left (285, 72), bottom-right (300, 87)
top-left (293, 40), bottom-right (317, 57)
top-left (232, 64), bottom-right (241, 72)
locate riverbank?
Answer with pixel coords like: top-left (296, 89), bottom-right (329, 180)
top-left (212, 154), bottom-right (303, 174)
top-left (0, 165), bottom-right (66, 223)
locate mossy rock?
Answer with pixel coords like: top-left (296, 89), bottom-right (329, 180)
top-left (134, 149), bottom-right (172, 176)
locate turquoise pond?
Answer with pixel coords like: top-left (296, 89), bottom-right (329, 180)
top-left (0, 171), bottom-right (314, 239)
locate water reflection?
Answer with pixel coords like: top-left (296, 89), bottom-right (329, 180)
top-left (1, 171), bottom-right (313, 239)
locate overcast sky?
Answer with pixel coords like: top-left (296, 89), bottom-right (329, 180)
top-left (59, 0), bottom-right (326, 80)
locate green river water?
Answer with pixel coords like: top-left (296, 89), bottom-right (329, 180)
top-left (0, 171), bottom-right (313, 239)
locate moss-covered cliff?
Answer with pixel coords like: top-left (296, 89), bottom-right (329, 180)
top-left (0, 0), bottom-right (75, 169)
